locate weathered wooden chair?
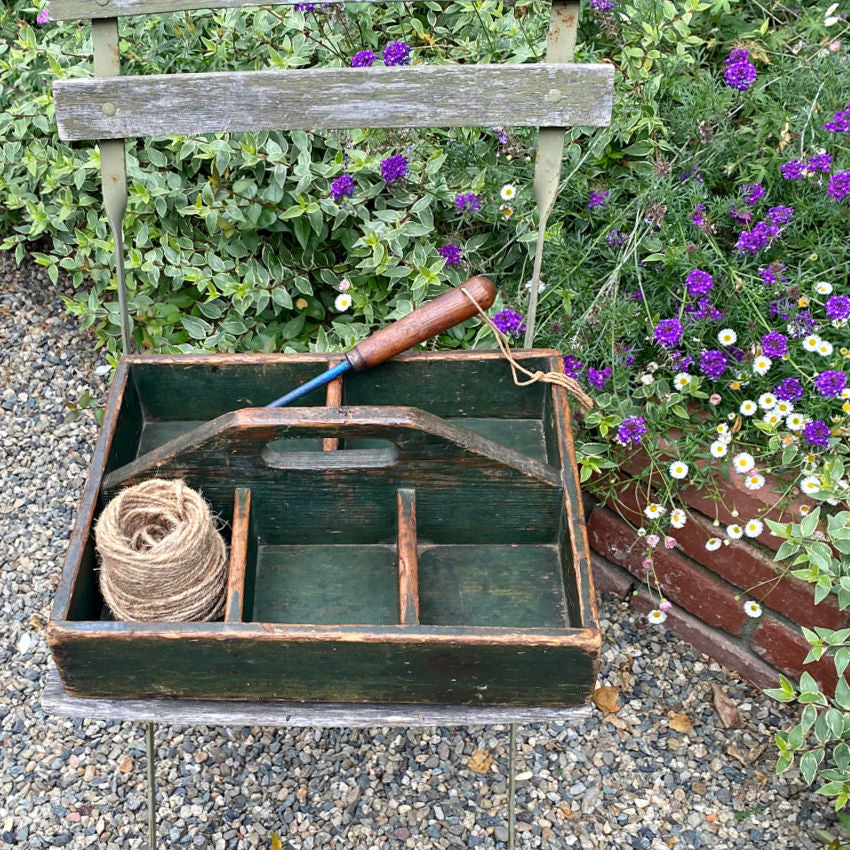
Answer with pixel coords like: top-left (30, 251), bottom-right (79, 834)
top-left (45, 0), bottom-right (613, 845)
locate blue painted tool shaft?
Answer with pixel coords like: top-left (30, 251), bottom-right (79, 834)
top-left (266, 359), bottom-right (352, 408)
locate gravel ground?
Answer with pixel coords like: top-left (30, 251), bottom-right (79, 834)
top-left (0, 251), bottom-right (838, 849)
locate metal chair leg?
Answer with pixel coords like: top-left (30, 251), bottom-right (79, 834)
top-left (146, 722), bottom-right (157, 849)
top-left (508, 722), bottom-right (517, 850)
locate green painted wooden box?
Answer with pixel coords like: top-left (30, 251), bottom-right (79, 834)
top-left (48, 350), bottom-right (600, 705)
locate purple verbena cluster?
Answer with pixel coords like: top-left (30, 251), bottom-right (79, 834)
top-left (608, 229), bottom-right (625, 247)
top-left (781, 159), bottom-right (806, 180)
top-left (438, 244), bottom-right (463, 266)
top-left (740, 183), bottom-right (765, 206)
top-left (735, 206), bottom-right (793, 254)
top-left (685, 268), bottom-right (714, 298)
top-left (775, 377), bottom-right (804, 402)
top-left (586, 366), bottom-right (612, 390)
top-left (455, 193), bottom-right (481, 213)
top-left (824, 103), bottom-right (850, 133)
top-left (590, 0), bottom-right (614, 10)
top-left (826, 295), bottom-right (850, 322)
top-left (492, 309), bottom-right (526, 338)
top-left (803, 420), bottom-right (831, 449)
top-left (827, 171), bottom-right (850, 202)
top-left (691, 204), bottom-right (708, 228)
top-left (562, 355), bottom-right (584, 379)
top-left (380, 154), bottom-right (408, 184)
top-left (761, 330), bottom-right (788, 358)
top-left (686, 298), bottom-right (723, 322)
top-left (699, 349), bottom-right (728, 380)
top-left (383, 41), bottom-right (411, 66)
top-left (724, 49), bottom-right (757, 91)
top-left (587, 191), bottom-right (609, 210)
top-left (330, 174), bottom-right (355, 203)
top-left (351, 50), bottom-right (376, 67)
top-left (654, 318), bottom-right (684, 348)
top-left (787, 309), bottom-right (819, 339)
top-left (808, 153), bottom-right (833, 173)
top-left (814, 370), bottom-right (848, 398)
top-left (616, 416), bottom-right (647, 447)
top-left (760, 263), bottom-right (787, 285)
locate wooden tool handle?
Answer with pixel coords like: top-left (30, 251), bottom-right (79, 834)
top-left (345, 276), bottom-right (497, 372)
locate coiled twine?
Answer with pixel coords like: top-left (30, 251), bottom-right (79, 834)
top-left (95, 479), bottom-right (227, 622)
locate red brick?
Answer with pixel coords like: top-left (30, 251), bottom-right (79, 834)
top-left (591, 556), bottom-right (780, 690)
top-left (751, 615), bottom-right (840, 696)
top-left (587, 506), bottom-right (749, 636)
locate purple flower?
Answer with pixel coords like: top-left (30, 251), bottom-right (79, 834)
top-left (770, 298), bottom-right (793, 321)
top-left (293, 2), bottom-right (316, 9)
top-left (380, 154), bottom-right (408, 184)
top-left (36, 8), bottom-right (50, 23)
top-left (729, 206), bottom-right (753, 226)
top-left (691, 204), bottom-right (708, 228)
top-left (438, 244), bottom-right (463, 266)
top-left (492, 309), bottom-right (526, 338)
top-left (608, 229), bottom-right (625, 247)
top-left (351, 50), bottom-right (376, 68)
top-left (686, 298), bottom-right (722, 322)
top-left (808, 153), bottom-right (833, 174)
top-left (586, 366), bottom-right (612, 390)
top-left (823, 104), bottom-right (850, 133)
top-left (775, 377), bottom-right (804, 402)
top-left (736, 220), bottom-right (778, 254)
top-left (616, 416), bottom-right (647, 446)
top-left (562, 355), bottom-right (584, 379)
top-left (382, 40), bottom-right (411, 66)
top-left (679, 165), bottom-right (703, 183)
top-left (654, 318), bottom-right (684, 348)
top-left (699, 349), bottom-right (728, 381)
top-left (724, 49), bottom-right (757, 91)
top-left (781, 159), bottom-right (806, 180)
top-left (760, 263), bottom-right (787, 285)
top-left (330, 174), bottom-right (355, 203)
top-left (685, 269), bottom-right (714, 298)
top-left (827, 171), bottom-right (850, 202)
top-left (670, 350), bottom-right (694, 370)
top-left (587, 191), bottom-right (609, 210)
top-left (788, 309), bottom-right (819, 338)
top-left (590, 0), bottom-right (614, 9)
top-left (455, 192), bottom-right (481, 213)
top-left (803, 420), bottom-right (831, 449)
top-left (767, 205), bottom-right (794, 225)
top-left (740, 183), bottom-right (765, 206)
top-left (826, 295), bottom-right (850, 322)
top-left (814, 370), bottom-right (848, 398)
top-left (761, 331), bottom-right (788, 358)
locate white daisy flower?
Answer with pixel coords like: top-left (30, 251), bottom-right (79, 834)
top-left (500, 184), bottom-right (516, 201)
top-left (644, 503), bottom-right (666, 519)
top-left (640, 373), bottom-right (654, 385)
top-left (670, 509), bottom-right (687, 529)
top-left (710, 441), bottom-right (728, 458)
top-left (752, 356), bottom-right (772, 376)
top-left (705, 537), bottom-right (722, 551)
top-left (800, 475), bottom-right (822, 495)
top-left (800, 504), bottom-right (811, 516)
top-left (762, 411), bottom-right (782, 428)
top-left (727, 523), bottom-right (744, 539)
top-left (673, 372), bottom-right (692, 390)
top-left (803, 334), bottom-right (821, 352)
top-left (815, 280), bottom-right (834, 295)
top-left (716, 424), bottom-right (730, 436)
top-left (718, 328), bottom-right (738, 346)
top-left (739, 400), bottom-right (757, 416)
top-left (732, 452), bottom-right (755, 474)
top-left (758, 393), bottom-right (777, 410)
top-left (744, 519), bottom-right (764, 538)
top-left (669, 461), bottom-right (689, 480)
top-left (647, 609), bottom-right (668, 625)
top-left (833, 318), bottom-right (848, 329)
top-left (334, 293), bottom-right (352, 311)
top-left (744, 473), bottom-right (765, 491)
top-left (842, 388), bottom-right (850, 400)
top-left (338, 278), bottom-right (351, 292)
top-left (743, 600), bottom-right (763, 618)
top-left (775, 399), bottom-right (794, 416)
top-left (785, 413), bottom-right (808, 432)
top-left (818, 340), bottom-right (834, 357)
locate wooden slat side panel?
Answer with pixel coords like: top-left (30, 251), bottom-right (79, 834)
top-left (49, 0), bottom-right (347, 22)
top-left (396, 489), bottom-right (419, 625)
top-left (53, 64), bottom-right (615, 141)
top-left (224, 487), bottom-right (251, 622)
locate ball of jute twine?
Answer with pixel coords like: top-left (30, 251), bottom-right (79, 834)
top-left (95, 479), bottom-right (227, 622)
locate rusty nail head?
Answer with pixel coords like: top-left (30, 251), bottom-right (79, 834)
top-left (102, 102), bottom-right (116, 117)
top-left (548, 88), bottom-right (562, 104)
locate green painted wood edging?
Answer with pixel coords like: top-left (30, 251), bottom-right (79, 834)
top-left (53, 64), bottom-right (614, 141)
top-left (50, 0), bottom-right (364, 21)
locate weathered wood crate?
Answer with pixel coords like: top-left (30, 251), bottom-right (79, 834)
top-left (48, 350), bottom-right (599, 705)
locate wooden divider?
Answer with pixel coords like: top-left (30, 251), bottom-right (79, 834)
top-left (224, 487), bottom-right (251, 622)
top-left (323, 371), bottom-right (343, 453)
top-left (397, 488), bottom-right (419, 625)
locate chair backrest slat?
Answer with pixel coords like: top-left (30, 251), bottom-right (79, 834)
top-left (54, 64), bottom-right (614, 142)
top-left (48, 0), bottom-right (346, 21)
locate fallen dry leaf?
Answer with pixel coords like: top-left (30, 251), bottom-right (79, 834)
top-left (669, 713), bottom-right (694, 734)
top-left (271, 833), bottom-right (283, 850)
top-left (778, 116), bottom-right (792, 151)
top-left (726, 744), bottom-right (748, 766)
top-left (591, 685), bottom-right (619, 714)
top-left (712, 683), bottom-right (739, 729)
top-left (467, 749), bottom-right (493, 774)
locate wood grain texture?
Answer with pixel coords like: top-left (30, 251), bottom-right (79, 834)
top-left (224, 488), bottom-right (251, 623)
top-left (49, 0), bottom-right (349, 21)
top-left (396, 489), bottom-right (419, 626)
top-left (42, 666), bottom-right (590, 727)
top-left (53, 64), bottom-right (614, 141)
top-left (322, 371), bottom-right (343, 452)
top-left (346, 278), bottom-right (495, 372)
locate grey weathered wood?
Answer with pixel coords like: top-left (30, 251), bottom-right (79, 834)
top-left (50, 0), bottom-right (351, 21)
top-left (53, 64), bottom-right (614, 141)
top-left (41, 665), bottom-right (590, 728)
